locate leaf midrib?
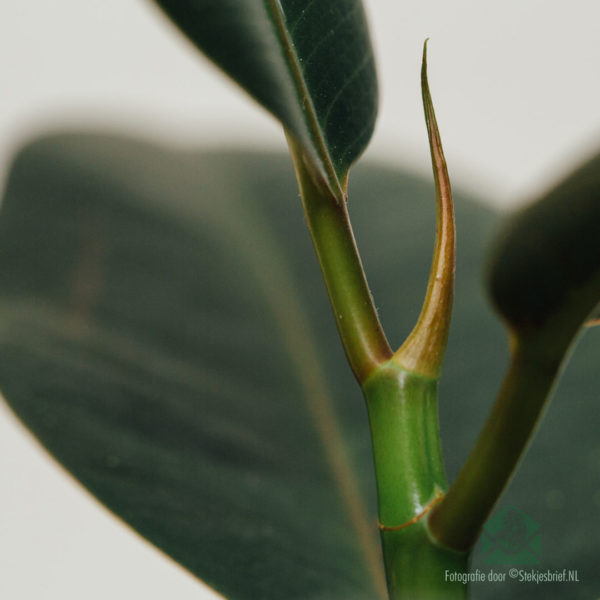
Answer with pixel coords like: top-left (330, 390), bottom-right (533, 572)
top-left (266, 0), bottom-right (346, 201)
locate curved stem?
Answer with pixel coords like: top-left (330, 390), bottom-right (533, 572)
top-left (286, 134), bottom-right (392, 384)
top-left (428, 336), bottom-right (564, 550)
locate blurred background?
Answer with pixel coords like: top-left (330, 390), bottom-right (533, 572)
top-left (1, 1), bottom-right (599, 598)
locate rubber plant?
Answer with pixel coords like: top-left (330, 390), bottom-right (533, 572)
top-left (1, 2), bottom-right (599, 599)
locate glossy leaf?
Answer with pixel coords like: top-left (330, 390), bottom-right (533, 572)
top-left (151, 0), bottom-right (378, 199)
top-left (1, 134), bottom-right (599, 599)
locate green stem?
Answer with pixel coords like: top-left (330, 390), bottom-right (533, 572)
top-left (287, 41), bottom-right (466, 598)
top-left (380, 523), bottom-right (470, 600)
top-left (363, 364), bottom-right (446, 525)
top-left (363, 361), bottom-right (468, 599)
top-left (286, 134), bottom-right (392, 384)
top-left (428, 338), bottom-right (563, 550)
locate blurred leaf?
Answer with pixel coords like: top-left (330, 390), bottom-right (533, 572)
top-left (151, 0), bottom-right (377, 198)
top-left (585, 306), bottom-right (600, 327)
top-left (0, 134), bottom-right (598, 599)
top-left (488, 153), bottom-right (600, 354)
top-left (430, 152), bottom-right (600, 552)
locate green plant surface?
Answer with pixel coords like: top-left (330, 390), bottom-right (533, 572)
top-left (1, 133), bottom-right (599, 599)
top-left (152, 0), bottom-right (377, 200)
top-left (0, 135), bottom-right (384, 600)
top-left (488, 153), bottom-right (600, 334)
top-left (362, 362), bottom-right (468, 599)
top-left (430, 151), bottom-right (600, 551)
top-left (285, 132), bottom-right (390, 383)
top-left (148, 2), bottom-right (390, 388)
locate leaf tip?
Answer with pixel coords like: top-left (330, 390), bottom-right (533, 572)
top-left (393, 45), bottom-right (455, 379)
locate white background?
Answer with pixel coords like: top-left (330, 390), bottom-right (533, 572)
top-left (1, 1), bottom-right (599, 598)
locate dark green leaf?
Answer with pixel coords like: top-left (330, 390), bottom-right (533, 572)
top-left (488, 153), bottom-right (600, 350)
top-left (151, 0), bottom-right (378, 198)
top-left (1, 134), bottom-right (599, 599)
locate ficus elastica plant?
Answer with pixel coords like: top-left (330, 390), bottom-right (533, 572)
top-left (1, 2), bottom-right (599, 599)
